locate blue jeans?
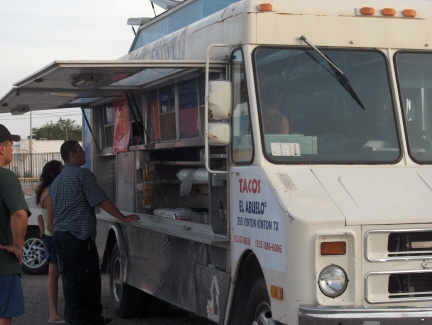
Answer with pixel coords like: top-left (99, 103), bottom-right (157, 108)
top-left (54, 231), bottom-right (104, 325)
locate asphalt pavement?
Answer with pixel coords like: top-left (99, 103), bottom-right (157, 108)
top-left (18, 186), bottom-right (214, 325)
top-left (15, 272), bottom-right (214, 325)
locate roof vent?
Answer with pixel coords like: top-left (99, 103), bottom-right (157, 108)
top-left (127, 17), bottom-right (152, 26)
top-left (150, 0), bottom-right (182, 10)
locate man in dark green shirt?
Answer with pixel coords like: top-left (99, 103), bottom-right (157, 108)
top-left (0, 124), bottom-right (29, 325)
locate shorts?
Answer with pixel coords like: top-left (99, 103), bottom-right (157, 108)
top-left (0, 274), bottom-right (25, 317)
top-left (44, 235), bottom-right (59, 265)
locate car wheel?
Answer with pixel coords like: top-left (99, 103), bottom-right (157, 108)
top-left (22, 231), bottom-right (49, 275)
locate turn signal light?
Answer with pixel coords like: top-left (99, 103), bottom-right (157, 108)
top-left (402, 9), bottom-right (417, 17)
top-left (321, 241), bottom-right (346, 255)
top-left (270, 285), bottom-right (283, 300)
top-left (381, 8), bottom-right (396, 16)
top-left (258, 3), bottom-right (273, 12)
top-left (360, 7), bottom-right (375, 16)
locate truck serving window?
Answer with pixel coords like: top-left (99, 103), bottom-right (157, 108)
top-left (395, 52), bottom-right (432, 164)
top-left (253, 47), bottom-right (400, 164)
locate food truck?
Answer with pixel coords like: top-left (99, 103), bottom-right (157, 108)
top-left (2, 0), bottom-right (432, 323)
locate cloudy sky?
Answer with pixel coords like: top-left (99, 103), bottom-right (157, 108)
top-left (0, 0), bottom-right (164, 138)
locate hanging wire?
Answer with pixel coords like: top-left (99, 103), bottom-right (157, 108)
top-left (151, 2), bottom-right (157, 16)
top-left (81, 108), bottom-right (100, 151)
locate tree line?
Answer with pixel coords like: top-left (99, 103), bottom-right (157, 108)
top-left (29, 118), bottom-right (82, 141)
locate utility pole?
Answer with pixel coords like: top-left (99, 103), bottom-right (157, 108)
top-left (29, 111), bottom-right (32, 154)
top-left (30, 111), bottom-right (33, 177)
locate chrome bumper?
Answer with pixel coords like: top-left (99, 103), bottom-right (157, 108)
top-left (299, 305), bottom-right (432, 324)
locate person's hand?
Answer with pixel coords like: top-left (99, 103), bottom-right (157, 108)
top-left (122, 214), bottom-right (140, 223)
top-left (0, 244), bottom-right (23, 265)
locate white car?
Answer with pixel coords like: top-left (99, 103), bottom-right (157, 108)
top-left (22, 195), bottom-right (48, 275)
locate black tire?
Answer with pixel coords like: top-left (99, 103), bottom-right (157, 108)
top-left (22, 231), bottom-right (49, 275)
top-left (109, 243), bottom-right (166, 318)
top-left (245, 277), bottom-right (275, 325)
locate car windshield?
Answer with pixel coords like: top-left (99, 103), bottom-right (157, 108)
top-left (253, 47), bottom-right (400, 164)
top-left (395, 52), bottom-right (432, 163)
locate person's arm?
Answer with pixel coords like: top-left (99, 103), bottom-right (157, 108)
top-left (37, 214), bottom-right (44, 238)
top-left (99, 199), bottom-right (140, 222)
top-left (46, 195), bottom-right (55, 235)
top-left (0, 209), bottom-right (28, 264)
top-left (282, 115), bottom-right (289, 134)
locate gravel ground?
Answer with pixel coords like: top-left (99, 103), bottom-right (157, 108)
top-left (14, 272), bottom-right (215, 325)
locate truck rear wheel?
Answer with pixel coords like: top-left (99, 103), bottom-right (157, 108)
top-left (109, 243), bottom-right (166, 318)
top-left (245, 277), bottom-right (275, 325)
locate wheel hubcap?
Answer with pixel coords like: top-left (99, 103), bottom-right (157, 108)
top-left (112, 256), bottom-right (123, 303)
top-left (252, 302), bottom-right (275, 325)
top-left (22, 237), bottom-right (46, 269)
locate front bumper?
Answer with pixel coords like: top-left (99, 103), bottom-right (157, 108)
top-left (299, 305), bottom-right (432, 324)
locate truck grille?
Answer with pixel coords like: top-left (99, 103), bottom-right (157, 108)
top-left (365, 228), bottom-right (432, 304)
top-left (388, 271), bottom-right (432, 298)
top-left (388, 231), bottom-right (432, 257)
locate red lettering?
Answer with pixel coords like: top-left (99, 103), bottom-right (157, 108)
top-left (252, 179), bottom-right (257, 193)
top-left (238, 178), bottom-right (261, 194)
top-left (234, 234), bottom-right (251, 246)
top-left (243, 180), bottom-right (248, 193)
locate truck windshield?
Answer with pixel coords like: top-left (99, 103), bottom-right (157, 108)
top-left (395, 52), bottom-right (432, 164)
top-left (253, 47), bottom-right (400, 164)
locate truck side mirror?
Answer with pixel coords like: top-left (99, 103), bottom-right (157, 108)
top-left (208, 122), bottom-right (230, 146)
top-left (207, 80), bottom-right (231, 146)
top-left (208, 80), bottom-right (231, 120)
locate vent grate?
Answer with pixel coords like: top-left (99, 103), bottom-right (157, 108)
top-left (388, 231), bottom-right (432, 257)
top-left (388, 272), bottom-right (432, 299)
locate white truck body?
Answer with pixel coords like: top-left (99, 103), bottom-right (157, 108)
top-left (2, 0), bottom-right (432, 324)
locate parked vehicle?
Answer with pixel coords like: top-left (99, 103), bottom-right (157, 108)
top-left (23, 195), bottom-right (48, 275)
top-left (2, 0), bottom-right (432, 323)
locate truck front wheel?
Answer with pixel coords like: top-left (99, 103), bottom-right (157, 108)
top-left (109, 243), bottom-right (166, 318)
top-left (245, 277), bottom-right (276, 325)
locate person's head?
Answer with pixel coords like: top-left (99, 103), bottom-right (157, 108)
top-left (60, 140), bottom-right (85, 166)
top-left (0, 124), bottom-right (21, 167)
top-left (35, 160), bottom-right (63, 206)
top-left (40, 160), bottom-right (63, 184)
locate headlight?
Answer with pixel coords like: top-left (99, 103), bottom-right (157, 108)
top-left (318, 264), bottom-right (348, 298)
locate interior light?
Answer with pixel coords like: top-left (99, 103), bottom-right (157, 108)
top-left (402, 9), bottom-right (417, 18)
top-left (360, 7), bottom-right (375, 16)
top-left (11, 105), bottom-right (30, 115)
top-left (70, 74), bottom-right (101, 88)
top-left (381, 8), bottom-right (396, 16)
top-left (270, 285), bottom-right (283, 300)
top-left (321, 241), bottom-right (346, 255)
top-left (258, 3), bottom-right (273, 12)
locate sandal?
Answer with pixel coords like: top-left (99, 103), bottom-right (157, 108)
top-left (48, 317), bottom-right (65, 324)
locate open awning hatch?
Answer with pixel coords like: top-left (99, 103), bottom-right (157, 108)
top-left (0, 59), bottom-right (227, 114)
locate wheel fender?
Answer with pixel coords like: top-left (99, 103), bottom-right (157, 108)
top-left (110, 223), bottom-right (128, 283)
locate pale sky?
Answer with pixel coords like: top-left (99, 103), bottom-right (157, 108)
top-left (0, 0), bottom-right (165, 138)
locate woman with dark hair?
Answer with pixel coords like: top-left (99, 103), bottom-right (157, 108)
top-left (35, 160), bottom-right (65, 324)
